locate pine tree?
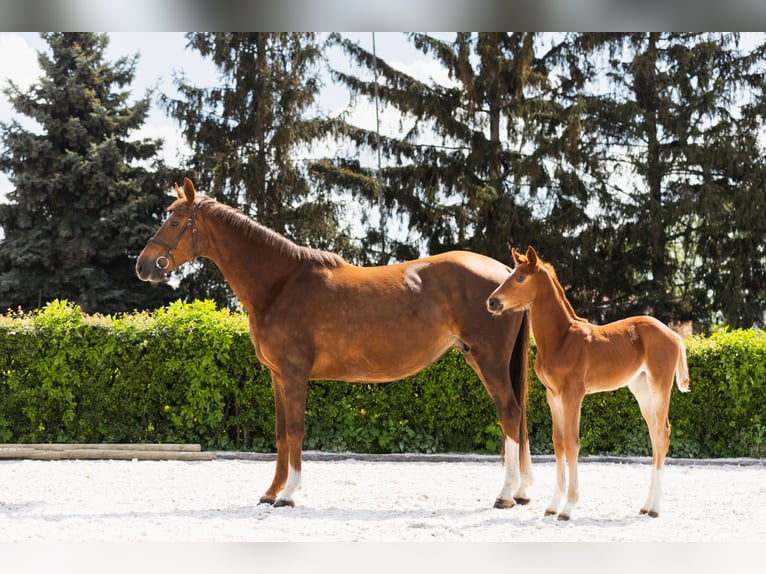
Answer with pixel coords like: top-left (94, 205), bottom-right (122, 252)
top-left (691, 37), bottom-right (766, 329)
top-left (162, 32), bottom-right (355, 307)
top-left (0, 33), bottom-right (176, 314)
top-left (565, 32), bottom-right (755, 327)
top-left (323, 32), bottom-right (765, 330)
top-left (323, 33), bottom-right (584, 264)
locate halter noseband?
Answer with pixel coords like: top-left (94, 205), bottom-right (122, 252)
top-left (148, 198), bottom-right (211, 272)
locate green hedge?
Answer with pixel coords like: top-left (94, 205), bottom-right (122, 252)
top-left (1, 300), bottom-right (764, 458)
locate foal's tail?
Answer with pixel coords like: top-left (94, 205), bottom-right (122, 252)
top-left (509, 310), bottom-right (531, 463)
top-left (675, 333), bottom-right (690, 393)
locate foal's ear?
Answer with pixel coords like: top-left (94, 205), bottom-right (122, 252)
top-left (174, 182), bottom-right (184, 199)
top-left (510, 247), bottom-right (525, 266)
top-left (182, 177), bottom-right (196, 206)
top-left (525, 245), bottom-right (538, 267)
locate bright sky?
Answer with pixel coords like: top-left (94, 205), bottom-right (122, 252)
top-left (0, 32), bottom-right (455, 204)
top-left (2, 31), bottom-right (765, 212)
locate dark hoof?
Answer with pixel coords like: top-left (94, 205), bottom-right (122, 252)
top-left (513, 496), bottom-right (531, 506)
top-left (544, 509), bottom-right (557, 517)
top-left (640, 508), bottom-right (659, 518)
top-left (259, 496), bottom-right (276, 505)
top-left (556, 512), bottom-right (570, 521)
top-left (493, 498), bottom-right (516, 509)
top-left (273, 498), bottom-right (295, 508)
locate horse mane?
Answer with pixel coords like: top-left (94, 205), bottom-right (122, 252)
top-left (540, 260), bottom-right (588, 323)
top-left (205, 200), bottom-right (345, 268)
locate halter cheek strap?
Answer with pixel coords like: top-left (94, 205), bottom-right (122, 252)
top-left (148, 198), bottom-right (211, 271)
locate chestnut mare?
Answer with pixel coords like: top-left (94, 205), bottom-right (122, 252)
top-left (487, 246), bottom-right (689, 520)
top-left (136, 178), bottom-right (532, 508)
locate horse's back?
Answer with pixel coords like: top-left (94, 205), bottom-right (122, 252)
top-left (422, 250), bottom-right (512, 280)
top-left (566, 315), bottom-right (682, 391)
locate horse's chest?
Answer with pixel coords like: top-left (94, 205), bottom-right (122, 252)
top-left (534, 350), bottom-right (588, 393)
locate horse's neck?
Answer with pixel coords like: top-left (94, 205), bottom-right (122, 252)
top-left (201, 215), bottom-right (300, 316)
top-left (530, 269), bottom-right (580, 353)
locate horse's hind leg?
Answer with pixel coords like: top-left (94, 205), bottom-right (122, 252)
top-left (463, 351), bottom-right (523, 508)
top-left (629, 373), bottom-right (671, 517)
top-left (514, 437), bottom-right (534, 505)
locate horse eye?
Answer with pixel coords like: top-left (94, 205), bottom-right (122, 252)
top-left (515, 274), bottom-right (525, 283)
top-left (170, 220), bottom-right (180, 228)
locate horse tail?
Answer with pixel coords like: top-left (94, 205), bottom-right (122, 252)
top-left (675, 333), bottom-right (690, 393)
top-left (509, 310), bottom-right (531, 463)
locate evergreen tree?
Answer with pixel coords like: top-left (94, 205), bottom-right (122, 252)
top-left (566, 33), bottom-right (755, 328)
top-left (322, 33), bottom-right (592, 265)
top-left (162, 32), bottom-right (355, 308)
top-left (323, 32), bottom-right (765, 330)
top-left (691, 37), bottom-right (766, 329)
top-left (0, 32), bottom-right (176, 313)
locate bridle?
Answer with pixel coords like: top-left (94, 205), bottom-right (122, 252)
top-left (148, 198), bottom-right (212, 271)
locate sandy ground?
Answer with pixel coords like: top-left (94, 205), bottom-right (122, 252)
top-left (1, 454), bottom-right (764, 545)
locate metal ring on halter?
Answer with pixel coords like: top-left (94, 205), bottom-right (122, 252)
top-left (155, 255), bottom-right (170, 270)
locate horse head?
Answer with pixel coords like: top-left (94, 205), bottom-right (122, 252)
top-left (486, 245), bottom-right (540, 315)
top-left (135, 177), bottom-right (211, 283)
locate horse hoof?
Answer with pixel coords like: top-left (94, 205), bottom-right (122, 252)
top-left (494, 498), bottom-right (516, 509)
top-left (557, 512), bottom-right (570, 521)
top-left (274, 499), bottom-right (295, 508)
top-left (640, 508), bottom-right (659, 518)
top-left (513, 496), bottom-right (531, 506)
top-left (259, 496), bottom-right (276, 505)
top-left (544, 509), bottom-right (557, 517)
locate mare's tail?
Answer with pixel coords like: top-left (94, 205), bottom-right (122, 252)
top-left (509, 310), bottom-right (531, 465)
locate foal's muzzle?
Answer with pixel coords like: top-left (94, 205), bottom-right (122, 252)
top-left (487, 296), bottom-right (504, 315)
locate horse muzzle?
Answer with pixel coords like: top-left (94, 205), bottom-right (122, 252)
top-left (135, 256), bottom-right (168, 283)
top-left (486, 296), bottom-right (505, 315)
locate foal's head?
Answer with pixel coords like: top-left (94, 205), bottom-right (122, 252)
top-left (135, 178), bottom-right (211, 283)
top-left (486, 245), bottom-right (542, 315)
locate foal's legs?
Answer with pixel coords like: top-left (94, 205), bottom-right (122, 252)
top-left (628, 372), bottom-right (672, 517)
top-left (544, 389), bottom-right (583, 521)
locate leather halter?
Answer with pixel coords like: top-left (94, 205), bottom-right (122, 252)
top-left (148, 198), bottom-right (211, 271)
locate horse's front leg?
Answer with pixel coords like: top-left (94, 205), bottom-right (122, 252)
top-left (260, 376), bottom-right (288, 505)
top-left (544, 391), bottom-right (567, 517)
top-left (553, 390), bottom-right (583, 521)
top-left (273, 371), bottom-right (309, 508)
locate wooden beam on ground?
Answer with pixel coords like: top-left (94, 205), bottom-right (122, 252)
top-left (0, 444), bottom-right (215, 461)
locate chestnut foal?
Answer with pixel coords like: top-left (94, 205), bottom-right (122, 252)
top-left (487, 246), bottom-right (689, 520)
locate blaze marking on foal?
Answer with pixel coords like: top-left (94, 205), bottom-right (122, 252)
top-left (486, 246), bottom-right (690, 520)
top-left (136, 178), bottom-right (533, 508)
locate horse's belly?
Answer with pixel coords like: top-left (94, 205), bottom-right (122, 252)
top-left (309, 333), bottom-right (456, 383)
top-left (583, 360), bottom-right (646, 393)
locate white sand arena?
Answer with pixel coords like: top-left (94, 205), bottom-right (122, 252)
top-left (1, 453), bottom-right (763, 542)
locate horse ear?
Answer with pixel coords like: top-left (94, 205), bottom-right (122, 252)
top-left (182, 177), bottom-right (196, 206)
top-left (526, 245), bottom-right (538, 267)
top-left (511, 247), bottom-right (524, 265)
top-left (174, 182), bottom-right (184, 199)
